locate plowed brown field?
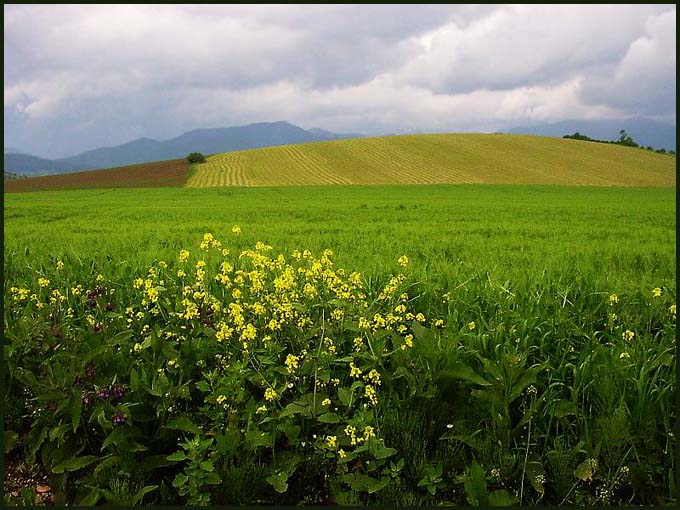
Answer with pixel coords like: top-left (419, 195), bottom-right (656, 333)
top-left (4, 158), bottom-right (189, 193)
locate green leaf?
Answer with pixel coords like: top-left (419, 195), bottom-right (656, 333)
top-left (341, 473), bottom-right (390, 494)
top-left (464, 461), bottom-right (488, 506)
top-left (338, 387), bottom-right (352, 406)
top-left (266, 472), bottom-right (290, 493)
top-left (204, 472), bottom-right (221, 485)
top-left (131, 485), bottom-right (158, 505)
top-left (195, 380), bottom-right (210, 393)
top-left (525, 453), bottom-right (545, 494)
top-left (166, 451), bottom-right (187, 462)
top-left (318, 412), bottom-right (341, 423)
top-left (172, 473), bottom-right (188, 487)
top-left (488, 489), bottom-right (518, 506)
top-left (49, 423), bottom-right (70, 443)
top-left (93, 455), bottom-right (119, 477)
top-left (200, 460), bottom-right (214, 472)
top-left (27, 426), bottom-right (48, 465)
top-left (101, 428), bottom-right (124, 451)
top-left (438, 363), bottom-right (491, 387)
top-left (79, 488), bottom-right (101, 506)
top-left (53, 455), bottom-right (98, 474)
top-left (142, 454), bottom-right (178, 470)
top-left (574, 458), bottom-right (597, 482)
top-left (164, 415), bottom-right (202, 435)
top-left (246, 429), bottom-right (274, 448)
top-left (70, 392), bottom-right (82, 433)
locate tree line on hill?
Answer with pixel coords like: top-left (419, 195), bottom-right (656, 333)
top-left (563, 130), bottom-right (675, 155)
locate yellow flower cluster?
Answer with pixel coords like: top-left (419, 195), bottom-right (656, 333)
top-left (285, 354), bottom-right (300, 373)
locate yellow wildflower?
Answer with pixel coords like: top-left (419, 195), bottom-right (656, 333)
top-left (619, 352), bottom-right (631, 359)
top-left (56, 260), bottom-right (64, 270)
top-left (232, 225), bottom-right (241, 235)
top-left (364, 385), bottom-right (378, 405)
top-left (609, 294), bottom-right (618, 305)
top-left (468, 321), bottom-right (476, 331)
top-left (652, 287), bottom-right (662, 297)
top-left (325, 436), bottom-right (337, 449)
top-left (179, 250), bottom-right (190, 262)
top-left (366, 369), bottom-right (381, 386)
top-left (349, 361), bottom-right (362, 378)
top-left (622, 330), bottom-right (635, 341)
top-left (338, 449), bottom-right (346, 458)
top-left (398, 255), bottom-right (409, 267)
top-left (38, 277), bottom-right (50, 288)
top-left (670, 304), bottom-right (676, 316)
top-left (322, 398), bottom-right (331, 406)
top-left (285, 354), bottom-right (300, 373)
top-left (264, 388), bottom-right (278, 402)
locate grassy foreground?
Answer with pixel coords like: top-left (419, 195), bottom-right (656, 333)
top-left (3, 184), bottom-right (676, 506)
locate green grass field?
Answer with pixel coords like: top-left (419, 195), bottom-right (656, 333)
top-left (4, 183), bottom-right (676, 506)
top-left (187, 134), bottom-right (676, 187)
top-left (4, 185), bottom-right (676, 291)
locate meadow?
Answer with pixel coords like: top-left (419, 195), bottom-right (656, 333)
top-left (4, 184), bottom-right (676, 506)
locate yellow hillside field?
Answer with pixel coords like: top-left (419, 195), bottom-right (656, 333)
top-left (186, 133), bottom-right (676, 188)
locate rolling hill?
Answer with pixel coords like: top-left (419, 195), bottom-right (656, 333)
top-left (5, 134), bottom-right (676, 193)
top-left (3, 121), bottom-right (364, 176)
top-left (186, 134), bottom-right (676, 187)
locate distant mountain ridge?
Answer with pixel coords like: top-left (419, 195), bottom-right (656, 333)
top-left (506, 118), bottom-right (676, 151)
top-left (4, 121), bottom-right (365, 176)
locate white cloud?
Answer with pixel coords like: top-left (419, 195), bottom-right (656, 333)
top-left (2, 4), bottom-right (675, 157)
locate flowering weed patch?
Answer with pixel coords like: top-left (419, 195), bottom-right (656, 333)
top-left (3, 185), bottom-right (676, 505)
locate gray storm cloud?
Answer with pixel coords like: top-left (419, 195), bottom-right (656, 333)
top-left (3, 4), bottom-right (676, 158)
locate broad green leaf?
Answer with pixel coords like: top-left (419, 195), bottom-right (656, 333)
top-left (464, 461), bottom-right (488, 506)
top-left (574, 458), bottom-right (597, 482)
top-left (338, 387), bottom-right (352, 406)
top-left (166, 451), bottom-right (187, 462)
top-left (318, 412), bottom-right (341, 423)
top-left (266, 472), bottom-right (290, 493)
top-left (164, 415), bottom-right (202, 435)
top-left (172, 473), bottom-right (188, 487)
top-left (195, 380), bottom-right (210, 392)
top-left (438, 363), bottom-right (491, 387)
top-left (53, 455), bottom-right (98, 474)
top-left (526, 453), bottom-right (545, 494)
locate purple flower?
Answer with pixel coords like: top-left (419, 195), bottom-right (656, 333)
top-left (97, 387), bottom-right (110, 400)
top-left (85, 366), bottom-right (95, 379)
top-left (74, 375), bottom-right (84, 387)
top-left (112, 384), bottom-right (125, 399)
top-left (82, 391), bottom-right (94, 408)
top-left (112, 412), bottom-right (126, 425)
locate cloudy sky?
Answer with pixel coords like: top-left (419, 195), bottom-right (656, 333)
top-left (4, 4), bottom-right (676, 158)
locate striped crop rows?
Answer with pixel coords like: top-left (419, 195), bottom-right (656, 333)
top-left (185, 134), bottom-right (676, 188)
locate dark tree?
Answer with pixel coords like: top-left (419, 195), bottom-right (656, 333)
top-left (187, 152), bottom-right (207, 164)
